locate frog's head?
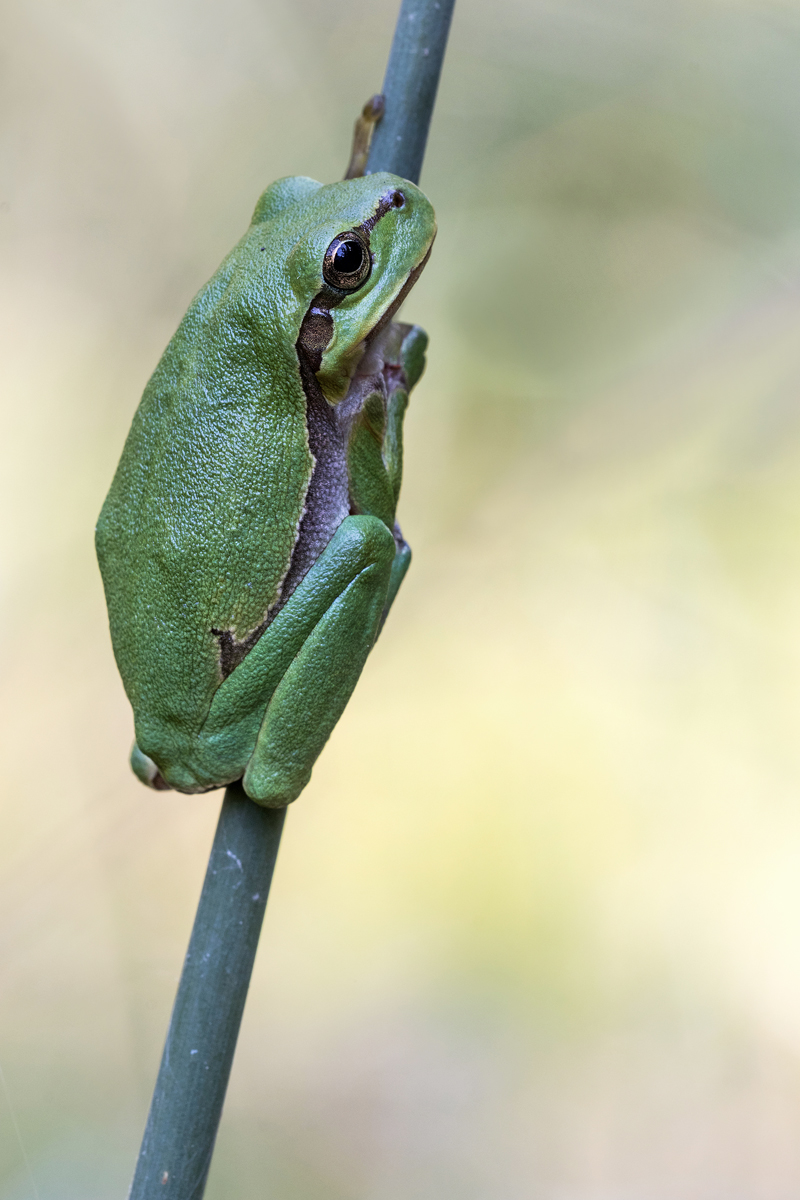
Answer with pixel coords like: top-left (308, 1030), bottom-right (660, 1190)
top-left (251, 172), bottom-right (436, 403)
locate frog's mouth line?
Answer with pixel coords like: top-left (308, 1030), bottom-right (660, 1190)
top-left (359, 239), bottom-right (433, 355)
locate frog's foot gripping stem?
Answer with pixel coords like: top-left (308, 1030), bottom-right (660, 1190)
top-left (344, 93), bottom-right (385, 180)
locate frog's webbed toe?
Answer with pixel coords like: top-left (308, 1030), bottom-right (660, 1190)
top-left (130, 742), bottom-right (172, 791)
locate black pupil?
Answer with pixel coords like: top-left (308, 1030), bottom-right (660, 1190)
top-left (333, 240), bottom-right (364, 275)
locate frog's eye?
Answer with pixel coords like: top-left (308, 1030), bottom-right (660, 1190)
top-left (323, 231), bottom-right (372, 291)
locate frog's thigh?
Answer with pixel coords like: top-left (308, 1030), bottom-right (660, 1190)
top-left (243, 516), bottom-right (395, 807)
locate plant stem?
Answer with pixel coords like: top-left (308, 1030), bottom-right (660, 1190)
top-left (367, 0), bottom-right (456, 183)
top-left (128, 0), bottom-right (454, 1193)
top-left (128, 787), bottom-right (284, 1199)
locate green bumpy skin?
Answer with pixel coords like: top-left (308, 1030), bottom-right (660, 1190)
top-left (96, 172), bottom-right (436, 806)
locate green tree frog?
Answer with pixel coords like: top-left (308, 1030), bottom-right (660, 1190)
top-left (96, 171), bottom-right (436, 807)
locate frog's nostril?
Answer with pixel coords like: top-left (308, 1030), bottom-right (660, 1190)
top-left (391, 190), bottom-right (405, 208)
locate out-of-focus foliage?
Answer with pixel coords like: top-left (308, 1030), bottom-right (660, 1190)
top-left (3, 0), bottom-right (800, 1195)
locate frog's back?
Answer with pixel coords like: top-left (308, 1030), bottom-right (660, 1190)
top-left (96, 236), bottom-right (313, 736)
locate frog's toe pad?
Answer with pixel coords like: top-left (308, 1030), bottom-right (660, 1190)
top-left (130, 743), bottom-right (171, 791)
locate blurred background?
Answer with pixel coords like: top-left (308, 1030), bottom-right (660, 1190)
top-left (3, 0), bottom-right (800, 1194)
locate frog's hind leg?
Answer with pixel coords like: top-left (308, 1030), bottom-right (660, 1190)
top-left (242, 514), bottom-right (396, 807)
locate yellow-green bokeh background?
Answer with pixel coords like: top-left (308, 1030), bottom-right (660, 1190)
top-left (4, 0), bottom-right (800, 1194)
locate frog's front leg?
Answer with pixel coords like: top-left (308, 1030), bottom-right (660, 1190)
top-left (346, 323), bottom-right (427, 632)
top-left (205, 514), bottom-right (395, 807)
